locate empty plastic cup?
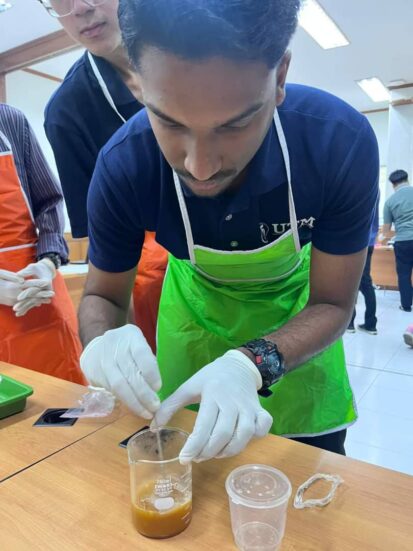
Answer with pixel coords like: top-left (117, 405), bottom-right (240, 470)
top-left (225, 464), bottom-right (292, 551)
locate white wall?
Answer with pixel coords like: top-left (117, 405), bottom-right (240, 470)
top-left (5, 70), bottom-right (71, 232)
top-left (364, 110), bottom-right (390, 223)
top-left (365, 111), bottom-right (389, 166)
top-left (386, 103), bottom-right (413, 198)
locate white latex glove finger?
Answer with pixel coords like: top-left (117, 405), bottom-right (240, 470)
top-left (14, 298), bottom-right (52, 317)
top-left (21, 279), bottom-right (52, 290)
top-left (215, 412), bottom-right (256, 459)
top-left (17, 258), bottom-right (56, 281)
top-left (0, 280), bottom-right (24, 307)
top-left (254, 409), bottom-right (274, 438)
top-left (114, 346), bottom-right (160, 414)
top-left (191, 403), bottom-right (239, 463)
top-left (0, 269), bottom-right (24, 284)
top-left (17, 287), bottom-right (55, 301)
top-left (13, 295), bottom-right (52, 313)
top-left (151, 379), bottom-right (198, 429)
top-left (107, 364), bottom-right (153, 419)
top-left (178, 399), bottom-right (220, 465)
top-left (80, 325), bottom-right (162, 419)
top-left (153, 349), bottom-right (266, 464)
top-left (129, 333), bottom-right (162, 392)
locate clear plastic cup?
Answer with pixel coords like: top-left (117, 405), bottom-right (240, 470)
top-left (127, 427), bottom-right (192, 539)
top-left (225, 464), bottom-right (292, 551)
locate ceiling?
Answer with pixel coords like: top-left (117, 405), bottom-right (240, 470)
top-left (2, 0), bottom-right (413, 112)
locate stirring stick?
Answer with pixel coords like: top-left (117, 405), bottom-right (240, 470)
top-left (151, 420), bottom-right (165, 462)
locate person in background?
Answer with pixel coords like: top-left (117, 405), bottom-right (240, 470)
top-left (40, 0), bottom-right (167, 352)
top-left (382, 170), bottom-right (413, 313)
top-left (0, 104), bottom-right (85, 384)
top-left (79, 0), bottom-right (379, 461)
top-left (347, 200), bottom-right (379, 335)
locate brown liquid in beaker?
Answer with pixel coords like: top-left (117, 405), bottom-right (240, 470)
top-left (132, 481), bottom-right (192, 539)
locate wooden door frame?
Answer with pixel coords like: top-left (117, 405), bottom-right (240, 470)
top-left (0, 30), bottom-right (78, 102)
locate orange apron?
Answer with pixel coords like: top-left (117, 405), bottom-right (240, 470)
top-left (133, 232), bottom-right (167, 353)
top-left (0, 131), bottom-right (86, 384)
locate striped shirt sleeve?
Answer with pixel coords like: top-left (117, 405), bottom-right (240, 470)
top-left (0, 104), bottom-right (69, 262)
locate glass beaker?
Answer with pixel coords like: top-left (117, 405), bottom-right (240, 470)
top-left (127, 427), bottom-right (192, 539)
top-left (225, 464), bottom-right (292, 551)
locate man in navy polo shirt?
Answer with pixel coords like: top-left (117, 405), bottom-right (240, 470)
top-left (79, 0), bottom-right (379, 462)
top-left (41, 0), bottom-right (167, 351)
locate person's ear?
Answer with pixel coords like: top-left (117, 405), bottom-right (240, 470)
top-left (275, 51), bottom-right (292, 106)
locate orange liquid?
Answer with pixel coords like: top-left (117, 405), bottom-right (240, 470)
top-left (132, 481), bottom-right (192, 539)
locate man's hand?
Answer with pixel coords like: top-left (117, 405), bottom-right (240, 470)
top-left (152, 350), bottom-right (273, 464)
top-left (0, 269), bottom-right (24, 307)
top-left (80, 324), bottom-right (162, 419)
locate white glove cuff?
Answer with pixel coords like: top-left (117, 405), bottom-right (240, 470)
top-left (80, 334), bottom-right (103, 363)
top-left (39, 258), bottom-right (57, 279)
top-left (223, 350), bottom-right (263, 390)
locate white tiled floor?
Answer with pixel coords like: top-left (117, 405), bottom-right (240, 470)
top-left (344, 290), bottom-right (413, 475)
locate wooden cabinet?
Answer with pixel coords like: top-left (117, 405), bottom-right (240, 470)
top-left (64, 233), bottom-right (88, 262)
top-left (371, 246), bottom-right (399, 289)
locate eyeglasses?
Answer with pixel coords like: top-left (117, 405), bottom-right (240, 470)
top-left (38, 0), bottom-right (107, 18)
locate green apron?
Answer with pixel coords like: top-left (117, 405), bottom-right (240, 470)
top-left (157, 109), bottom-right (357, 438)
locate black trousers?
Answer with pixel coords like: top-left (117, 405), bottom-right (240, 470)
top-left (351, 245), bottom-right (377, 329)
top-left (291, 429), bottom-right (347, 455)
top-left (394, 240), bottom-right (413, 311)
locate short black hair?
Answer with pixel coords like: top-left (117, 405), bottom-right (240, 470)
top-left (119, 0), bottom-right (302, 69)
top-left (389, 169), bottom-right (409, 185)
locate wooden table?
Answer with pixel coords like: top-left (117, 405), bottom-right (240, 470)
top-left (0, 363), bottom-right (121, 482)
top-left (1, 409), bottom-right (412, 550)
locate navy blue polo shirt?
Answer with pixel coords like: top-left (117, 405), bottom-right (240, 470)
top-left (88, 84), bottom-right (379, 273)
top-left (44, 51), bottom-right (143, 237)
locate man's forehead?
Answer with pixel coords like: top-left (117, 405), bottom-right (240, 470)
top-left (139, 49), bottom-right (276, 126)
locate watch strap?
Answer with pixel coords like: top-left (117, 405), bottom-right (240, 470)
top-left (242, 339), bottom-right (285, 396)
top-left (38, 252), bottom-right (62, 269)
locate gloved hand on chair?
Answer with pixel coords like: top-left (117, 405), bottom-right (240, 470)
top-left (80, 324), bottom-right (162, 419)
top-left (152, 350), bottom-right (273, 464)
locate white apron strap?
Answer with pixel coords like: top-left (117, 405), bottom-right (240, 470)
top-left (173, 107), bottom-right (301, 261)
top-left (173, 172), bottom-right (196, 264)
top-left (272, 109), bottom-right (301, 252)
top-left (88, 51), bottom-right (127, 124)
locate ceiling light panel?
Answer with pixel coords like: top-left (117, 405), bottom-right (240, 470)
top-left (299, 0), bottom-right (350, 50)
top-left (357, 77), bottom-right (391, 103)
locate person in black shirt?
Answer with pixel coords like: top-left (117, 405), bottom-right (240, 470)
top-left (41, 0), bottom-right (167, 352)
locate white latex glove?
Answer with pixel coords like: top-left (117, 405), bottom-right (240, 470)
top-left (152, 350), bottom-right (273, 465)
top-left (17, 258), bottom-right (56, 292)
top-left (0, 269), bottom-right (24, 307)
top-left (80, 324), bottom-right (162, 419)
top-left (13, 259), bottom-right (56, 316)
top-left (13, 296), bottom-right (53, 317)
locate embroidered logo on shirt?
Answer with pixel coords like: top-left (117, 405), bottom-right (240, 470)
top-left (259, 217), bottom-right (316, 244)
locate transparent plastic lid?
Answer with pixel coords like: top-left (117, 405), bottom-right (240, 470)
top-left (226, 464), bottom-right (292, 509)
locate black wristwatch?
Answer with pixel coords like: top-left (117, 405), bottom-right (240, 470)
top-left (37, 252), bottom-right (62, 269)
top-left (242, 339), bottom-right (285, 397)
